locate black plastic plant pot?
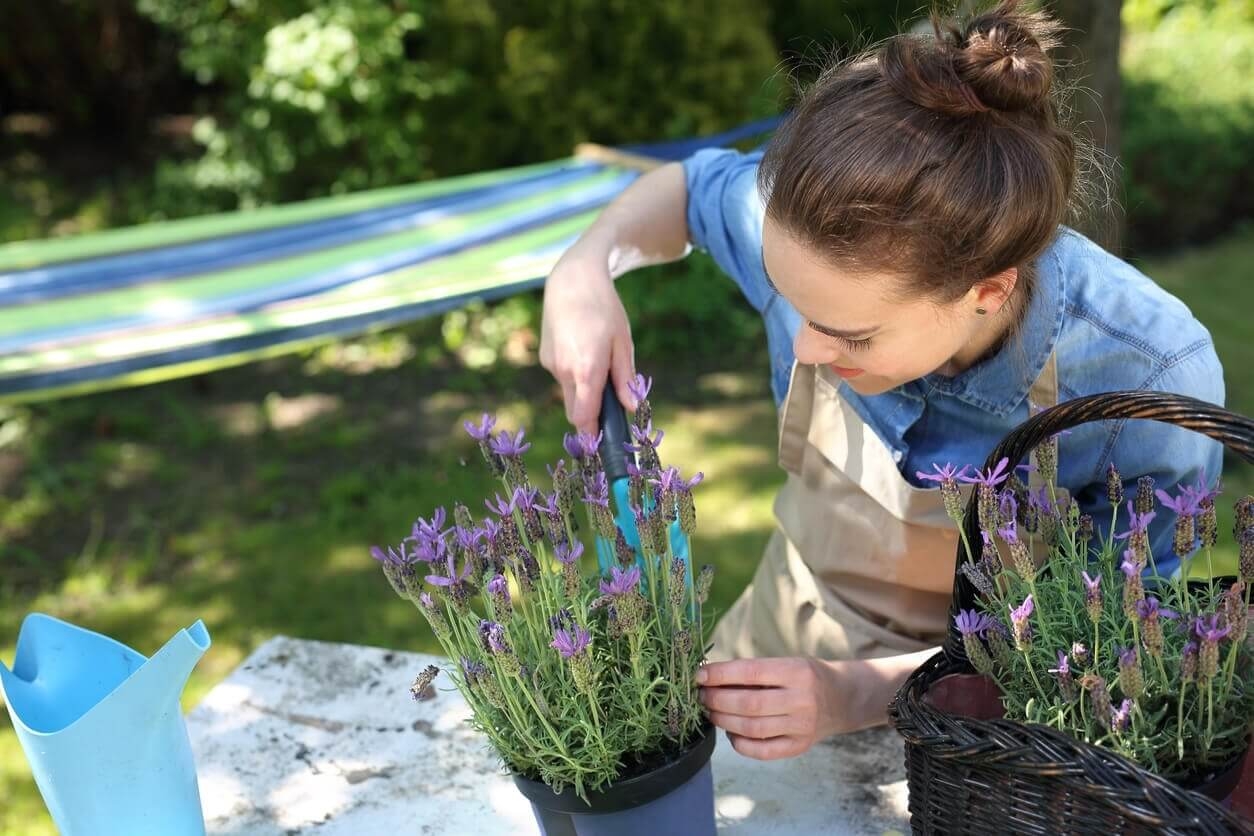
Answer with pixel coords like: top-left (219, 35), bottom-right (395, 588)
top-left (512, 724), bottom-right (718, 836)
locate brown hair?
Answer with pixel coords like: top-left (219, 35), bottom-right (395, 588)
top-left (759, 1), bottom-right (1082, 303)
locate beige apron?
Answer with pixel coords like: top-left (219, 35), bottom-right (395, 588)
top-left (710, 354), bottom-right (1060, 662)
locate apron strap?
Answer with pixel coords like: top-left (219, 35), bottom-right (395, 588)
top-left (777, 361), bottom-right (815, 475)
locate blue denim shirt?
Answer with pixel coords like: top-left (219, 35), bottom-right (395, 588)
top-left (683, 147), bottom-right (1225, 576)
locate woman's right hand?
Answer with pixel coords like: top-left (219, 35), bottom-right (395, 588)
top-left (540, 242), bottom-right (639, 434)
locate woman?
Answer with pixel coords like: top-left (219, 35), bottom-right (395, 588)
top-left (539, 2), bottom-right (1224, 761)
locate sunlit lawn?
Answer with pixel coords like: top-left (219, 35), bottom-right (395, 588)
top-left (2, 226), bottom-right (1252, 834)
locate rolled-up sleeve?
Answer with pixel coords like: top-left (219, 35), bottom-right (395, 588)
top-left (682, 148), bottom-right (772, 314)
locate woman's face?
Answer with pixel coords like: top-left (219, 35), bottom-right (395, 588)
top-left (762, 216), bottom-right (1008, 396)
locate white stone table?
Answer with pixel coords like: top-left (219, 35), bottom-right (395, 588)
top-left (189, 637), bottom-right (911, 835)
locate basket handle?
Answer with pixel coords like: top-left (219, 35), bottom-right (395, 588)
top-left (945, 390), bottom-right (1254, 656)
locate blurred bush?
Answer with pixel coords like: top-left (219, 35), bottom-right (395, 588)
top-left (133, 0), bottom-right (782, 210)
top-left (1121, 0), bottom-right (1254, 251)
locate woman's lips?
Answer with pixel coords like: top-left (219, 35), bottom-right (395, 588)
top-left (829, 365), bottom-right (864, 379)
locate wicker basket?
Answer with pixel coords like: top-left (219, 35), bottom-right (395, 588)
top-left (888, 391), bottom-right (1254, 835)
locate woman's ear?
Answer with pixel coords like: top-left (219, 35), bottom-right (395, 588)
top-left (969, 267), bottom-right (1018, 315)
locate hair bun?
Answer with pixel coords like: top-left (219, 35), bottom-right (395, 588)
top-left (879, 0), bottom-right (1061, 117)
top-left (956, 1), bottom-right (1061, 112)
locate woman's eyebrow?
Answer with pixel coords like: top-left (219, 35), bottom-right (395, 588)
top-left (763, 253), bottom-right (878, 340)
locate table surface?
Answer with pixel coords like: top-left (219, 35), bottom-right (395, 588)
top-left (188, 636), bottom-right (911, 835)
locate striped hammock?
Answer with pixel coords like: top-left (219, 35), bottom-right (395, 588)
top-left (0, 119), bottom-right (777, 404)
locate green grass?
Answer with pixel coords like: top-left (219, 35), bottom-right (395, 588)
top-left (2, 227), bottom-right (1253, 835)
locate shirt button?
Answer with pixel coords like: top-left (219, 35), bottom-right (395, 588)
top-left (892, 450), bottom-right (904, 463)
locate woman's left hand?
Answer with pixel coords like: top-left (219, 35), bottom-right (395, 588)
top-left (696, 657), bottom-right (845, 760)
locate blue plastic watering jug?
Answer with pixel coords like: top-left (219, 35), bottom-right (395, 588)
top-left (0, 613), bottom-right (211, 836)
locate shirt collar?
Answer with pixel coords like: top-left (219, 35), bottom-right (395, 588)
top-left (915, 244), bottom-right (1066, 418)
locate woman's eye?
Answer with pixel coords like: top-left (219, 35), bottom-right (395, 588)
top-left (838, 336), bottom-right (873, 352)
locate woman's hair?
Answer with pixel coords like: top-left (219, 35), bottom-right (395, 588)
top-left (759, 0), bottom-right (1090, 303)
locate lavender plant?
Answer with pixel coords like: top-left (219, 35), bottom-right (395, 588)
top-left (373, 374), bottom-right (714, 798)
top-left (930, 453), bottom-right (1254, 783)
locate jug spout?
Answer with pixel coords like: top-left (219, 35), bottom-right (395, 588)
top-left (144, 620), bottom-right (212, 707)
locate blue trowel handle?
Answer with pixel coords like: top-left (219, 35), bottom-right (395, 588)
top-left (597, 382), bottom-right (632, 482)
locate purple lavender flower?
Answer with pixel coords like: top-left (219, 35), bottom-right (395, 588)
top-left (1071, 641), bottom-right (1089, 666)
top-left (959, 457), bottom-right (1011, 489)
top-left (411, 508), bottom-right (449, 543)
top-left (1050, 651), bottom-right (1077, 701)
top-left (916, 463), bottom-right (972, 483)
top-left (650, 465), bottom-right (685, 494)
top-left (998, 490), bottom-right (1019, 530)
top-left (1082, 570), bottom-right (1102, 622)
top-left (583, 470), bottom-right (610, 508)
top-left (550, 624), bottom-right (592, 659)
top-left (1110, 698), bottom-right (1133, 732)
top-left (953, 609), bottom-right (996, 637)
top-left (489, 428), bottom-right (531, 458)
top-left (1115, 501), bottom-right (1157, 541)
top-left (627, 373), bottom-right (653, 403)
top-left (599, 564), bottom-right (642, 597)
top-left (1156, 487), bottom-right (1200, 517)
top-left (563, 430), bottom-right (603, 461)
top-left (484, 492), bottom-right (518, 517)
top-left (627, 422), bottom-right (664, 452)
top-left (425, 548), bottom-right (472, 588)
top-left (1009, 595), bottom-right (1034, 650)
top-left (479, 620), bottom-right (512, 655)
top-left (1120, 554), bottom-right (1141, 579)
top-left (997, 520), bottom-right (1019, 545)
top-left (1193, 613), bottom-right (1232, 643)
top-left (487, 574), bottom-right (510, 599)
top-left (1135, 596), bottom-right (1179, 621)
top-left (463, 413), bottom-right (496, 441)
top-left (555, 541), bottom-right (584, 566)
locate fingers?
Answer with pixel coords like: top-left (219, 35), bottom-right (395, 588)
top-left (725, 732), bottom-right (813, 761)
top-left (608, 333), bottom-right (638, 413)
top-left (699, 685), bottom-right (808, 717)
top-left (705, 710), bottom-right (810, 740)
top-left (570, 363), bottom-right (608, 436)
top-left (696, 658), bottom-right (796, 688)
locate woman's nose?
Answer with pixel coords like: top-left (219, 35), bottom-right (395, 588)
top-left (793, 326), bottom-right (838, 366)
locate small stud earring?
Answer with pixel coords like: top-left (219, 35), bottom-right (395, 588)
top-left (975, 307), bottom-right (988, 316)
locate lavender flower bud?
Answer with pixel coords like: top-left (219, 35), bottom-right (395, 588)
top-left (480, 620), bottom-right (521, 677)
top-left (1110, 698), bottom-right (1133, 733)
top-left (418, 592), bottom-right (450, 640)
top-left (1009, 595), bottom-right (1034, 652)
top-left (1181, 641), bottom-right (1198, 685)
top-left (1120, 556), bottom-right (1145, 620)
top-left (515, 546), bottom-right (540, 594)
top-left (1071, 641), bottom-right (1090, 667)
top-left (941, 477), bottom-right (964, 523)
top-left (964, 633), bottom-right (996, 676)
top-left (1222, 580), bottom-right (1248, 645)
top-left (454, 503), bottom-right (474, 532)
top-left (668, 557), bottom-right (687, 614)
top-left (1173, 513), bottom-right (1196, 559)
top-left (1118, 647), bottom-right (1145, 700)
top-left (676, 628), bottom-right (693, 656)
top-left (614, 526), bottom-right (635, 568)
top-left (1198, 499), bottom-right (1218, 549)
top-left (1082, 675), bottom-right (1112, 729)
top-left (1033, 438), bottom-right (1058, 486)
top-left (410, 665), bottom-right (440, 701)
top-left (988, 629), bottom-right (1014, 669)
top-left (674, 489), bottom-right (695, 539)
top-left (1082, 571), bottom-right (1102, 624)
top-left (1009, 538), bottom-right (1034, 583)
top-left (487, 574), bottom-right (512, 621)
top-left (1077, 514), bottom-right (1094, 548)
top-left (696, 564), bottom-right (714, 605)
top-left (666, 695), bottom-right (681, 738)
top-left (1106, 463), bottom-right (1124, 507)
top-left (634, 397), bottom-right (653, 434)
top-left (1239, 526), bottom-right (1254, 583)
top-left (1020, 496), bottom-right (1040, 535)
top-left (960, 561), bottom-right (996, 598)
top-left (1135, 476), bottom-right (1156, 516)
top-left (977, 484), bottom-right (998, 535)
top-left (1050, 652), bottom-right (1076, 702)
top-left (1236, 495), bottom-right (1254, 536)
top-left (562, 563), bottom-right (580, 599)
